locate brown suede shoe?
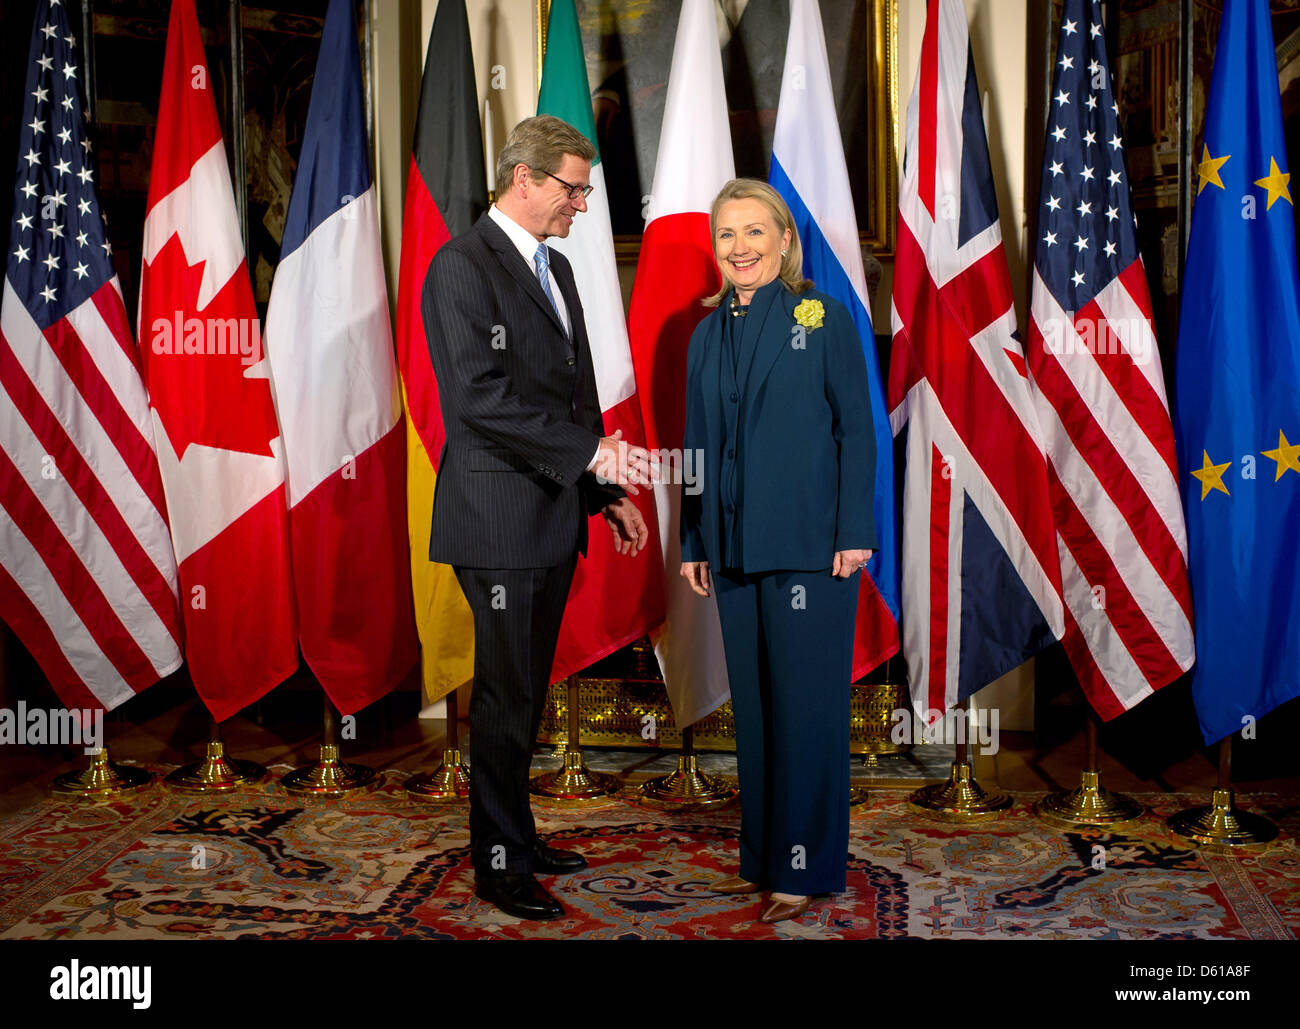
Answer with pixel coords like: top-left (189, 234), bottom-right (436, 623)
top-left (758, 895), bottom-right (811, 924)
top-left (710, 875), bottom-right (761, 895)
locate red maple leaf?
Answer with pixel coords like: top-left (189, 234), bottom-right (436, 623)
top-left (138, 233), bottom-right (280, 460)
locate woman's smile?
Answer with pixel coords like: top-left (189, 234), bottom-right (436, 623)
top-left (713, 196), bottom-right (791, 302)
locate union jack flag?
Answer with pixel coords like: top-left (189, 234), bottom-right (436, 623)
top-left (1025, 0), bottom-right (1193, 718)
top-left (1, 0), bottom-right (182, 711)
top-left (889, 0), bottom-right (1064, 717)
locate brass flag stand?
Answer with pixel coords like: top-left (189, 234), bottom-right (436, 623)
top-left (636, 724), bottom-right (737, 809)
top-left (166, 716), bottom-right (266, 793)
top-left (1167, 736), bottom-right (1278, 847)
top-left (407, 688), bottom-right (471, 802)
top-left (52, 745), bottom-right (152, 799)
top-left (1037, 714), bottom-right (1143, 828)
top-left (282, 695), bottom-right (378, 797)
top-left (908, 699), bottom-right (1011, 821)
top-left (530, 677), bottom-right (620, 804)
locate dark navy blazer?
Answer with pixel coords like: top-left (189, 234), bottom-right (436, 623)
top-left (680, 282), bottom-right (877, 574)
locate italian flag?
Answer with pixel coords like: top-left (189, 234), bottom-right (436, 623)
top-left (538, 0), bottom-right (666, 678)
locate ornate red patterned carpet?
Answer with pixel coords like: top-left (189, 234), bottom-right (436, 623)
top-left (0, 770), bottom-right (1294, 940)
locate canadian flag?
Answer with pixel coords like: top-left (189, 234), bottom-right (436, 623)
top-left (627, 0), bottom-right (734, 726)
top-left (136, 0), bottom-right (297, 720)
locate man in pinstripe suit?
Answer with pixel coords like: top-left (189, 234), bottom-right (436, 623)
top-left (421, 116), bottom-right (651, 921)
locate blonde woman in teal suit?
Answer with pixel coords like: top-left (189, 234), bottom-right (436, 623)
top-left (680, 179), bottom-right (876, 925)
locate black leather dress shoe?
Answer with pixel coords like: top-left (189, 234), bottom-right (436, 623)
top-left (474, 873), bottom-right (565, 921)
top-left (533, 842), bottom-right (588, 874)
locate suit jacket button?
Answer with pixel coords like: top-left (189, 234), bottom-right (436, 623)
top-left (727, 448), bottom-right (736, 459)
top-left (729, 392), bottom-right (738, 402)
top-left (566, 357), bottom-right (576, 366)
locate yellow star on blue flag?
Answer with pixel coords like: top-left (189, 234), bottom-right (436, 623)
top-left (1190, 450), bottom-right (1231, 499)
top-left (1254, 156), bottom-right (1292, 210)
top-left (1261, 430), bottom-right (1300, 480)
top-left (1197, 145), bottom-right (1230, 193)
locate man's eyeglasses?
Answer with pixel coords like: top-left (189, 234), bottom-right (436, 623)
top-left (539, 169), bottom-right (594, 200)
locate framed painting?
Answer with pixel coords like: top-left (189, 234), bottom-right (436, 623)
top-left (536, 0), bottom-right (898, 257)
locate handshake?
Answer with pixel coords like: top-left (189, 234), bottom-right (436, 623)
top-left (593, 430), bottom-right (659, 495)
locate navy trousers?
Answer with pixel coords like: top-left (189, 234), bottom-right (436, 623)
top-left (454, 556), bottom-right (577, 876)
top-left (713, 567), bottom-right (857, 894)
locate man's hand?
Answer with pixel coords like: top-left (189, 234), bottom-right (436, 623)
top-left (832, 549), bottom-right (874, 579)
top-left (593, 429), bottom-right (654, 495)
top-left (681, 561), bottom-right (711, 597)
top-left (602, 497), bottom-right (649, 556)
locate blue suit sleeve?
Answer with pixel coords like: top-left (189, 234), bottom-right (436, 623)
top-left (822, 299), bottom-right (878, 552)
top-left (679, 323), bottom-right (709, 564)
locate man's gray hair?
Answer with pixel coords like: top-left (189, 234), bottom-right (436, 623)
top-left (495, 115), bottom-right (596, 196)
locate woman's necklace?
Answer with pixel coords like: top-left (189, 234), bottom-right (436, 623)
top-left (729, 296), bottom-right (747, 317)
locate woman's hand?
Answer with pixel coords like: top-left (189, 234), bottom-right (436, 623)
top-left (832, 550), bottom-right (874, 579)
top-left (681, 561), bottom-right (712, 597)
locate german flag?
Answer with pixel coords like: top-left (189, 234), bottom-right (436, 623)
top-left (394, 0), bottom-right (487, 704)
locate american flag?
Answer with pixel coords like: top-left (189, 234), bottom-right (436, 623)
top-left (1025, 0), bottom-right (1194, 718)
top-left (889, 0), bottom-right (1064, 717)
top-left (0, 0), bottom-right (182, 711)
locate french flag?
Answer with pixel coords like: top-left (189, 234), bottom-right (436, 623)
top-left (769, 0), bottom-right (900, 676)
top-left (264, 0), bottom-right (418, 715)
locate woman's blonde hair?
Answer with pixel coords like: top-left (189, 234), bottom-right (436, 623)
top-left (703, 178), bottom-right (813, 307)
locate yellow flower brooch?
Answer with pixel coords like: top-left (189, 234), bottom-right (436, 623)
top-left (793, 298), bottom-right (825, 331)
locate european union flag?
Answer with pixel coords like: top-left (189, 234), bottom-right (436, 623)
top-left (1174, 0), bottom-right (1300, 744)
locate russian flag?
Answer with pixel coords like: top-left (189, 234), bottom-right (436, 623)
top-left (770, 0), bottom-right (900, 676)
top-left (264, 0), bottom-right (417, 714)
